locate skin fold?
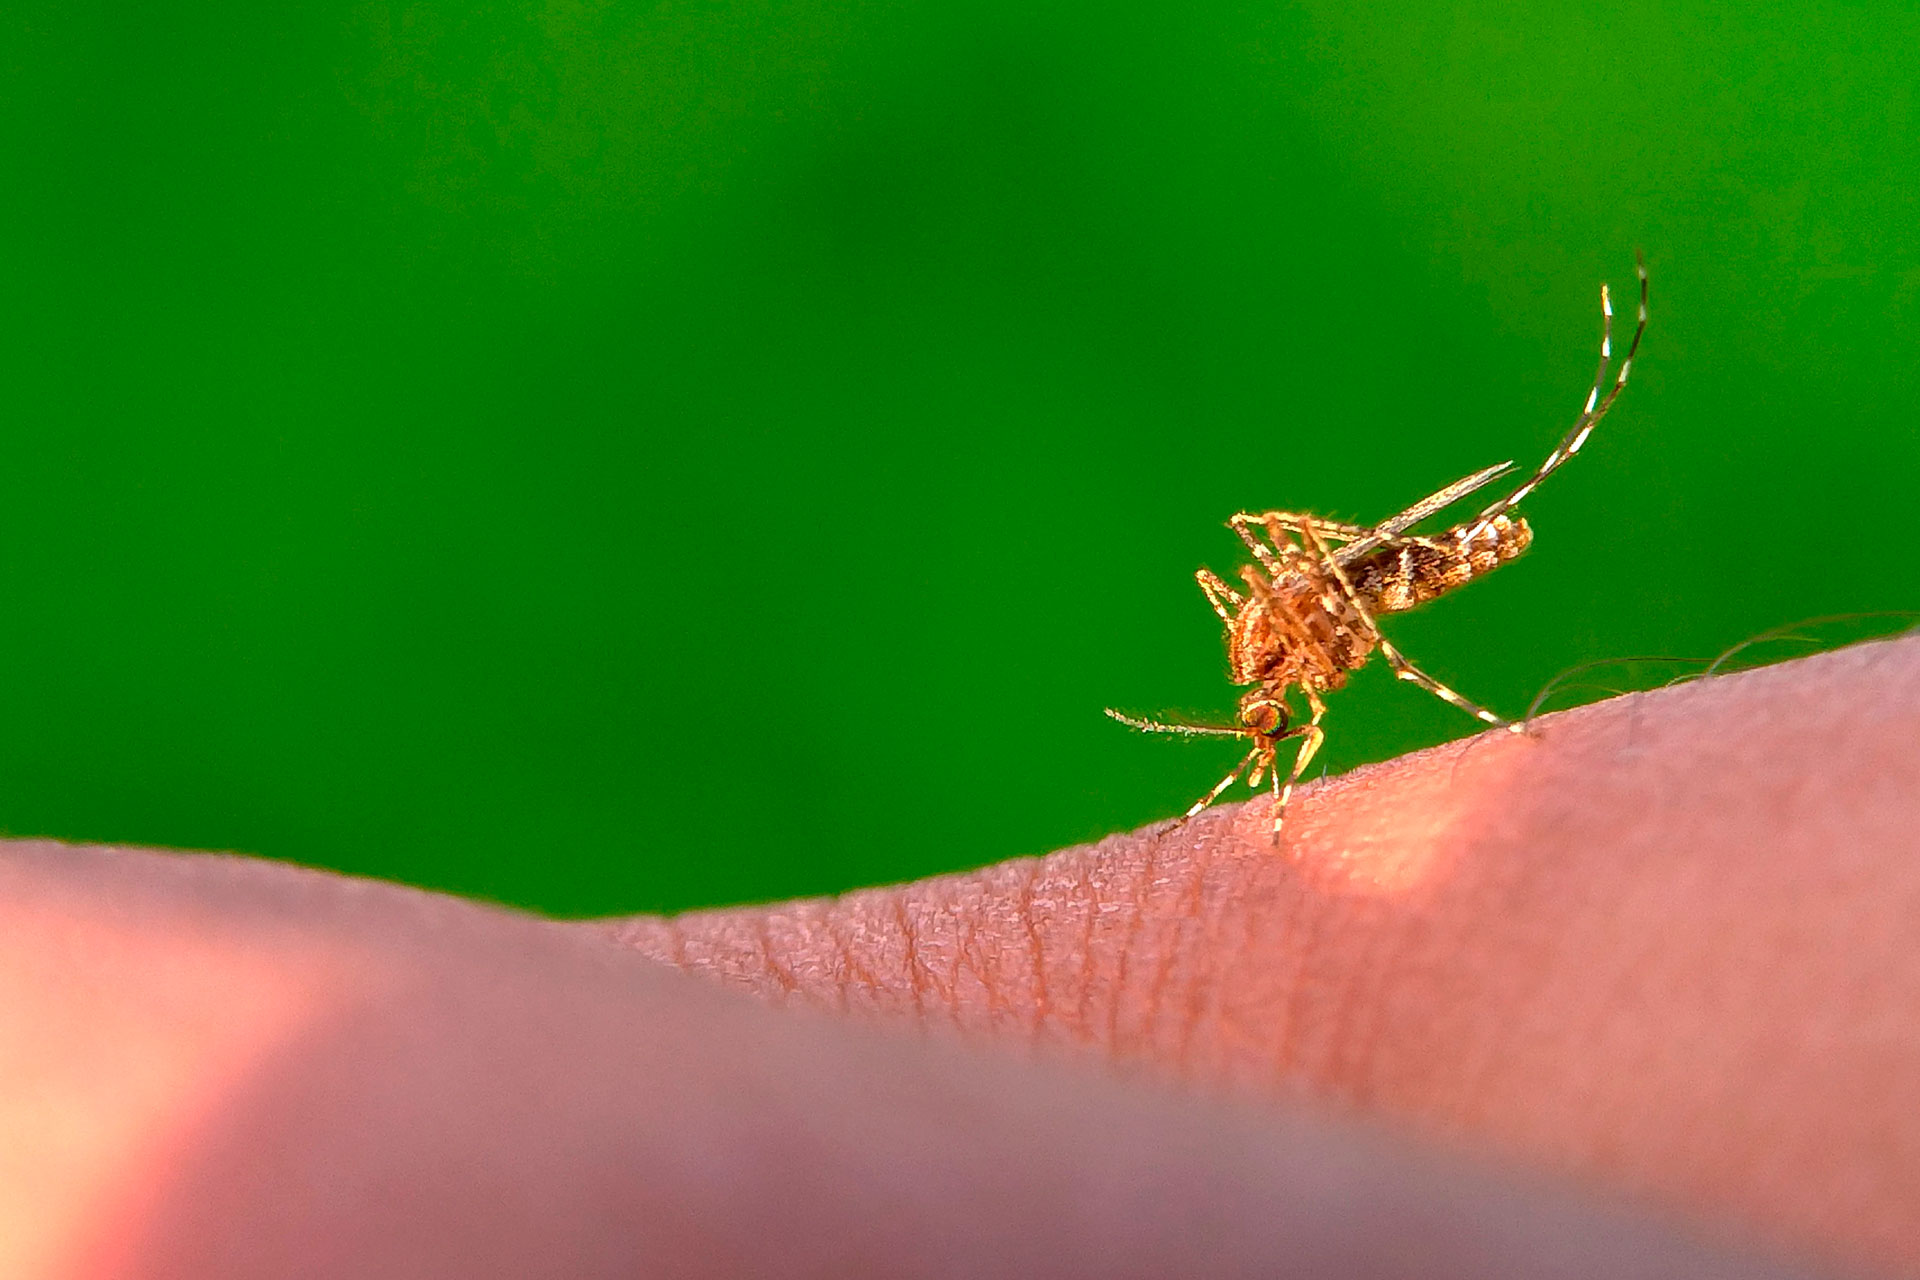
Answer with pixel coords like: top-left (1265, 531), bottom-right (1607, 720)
top-left (2, 636), bottom-right (1915, 1278)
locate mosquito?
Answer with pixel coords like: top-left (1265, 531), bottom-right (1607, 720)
top-left (1109, 256), bottom-right (1648, 840)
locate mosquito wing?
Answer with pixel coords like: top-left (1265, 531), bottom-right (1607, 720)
top-left (1335, 460), bottom-right (1516, 565)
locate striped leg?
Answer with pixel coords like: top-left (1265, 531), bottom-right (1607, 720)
top-left (1296, 521), bottom-right (1519, 734)
top-left (1195, 568), bottom-right (1245, 624)
top-left (1271, 690), bottom-right (1327, 840)
top-left (1375, 636), bottom-right (1518, 733)
top-left (1228, 511), bottom-right (1367, 579)
top-left (1183, 746), bottom-right (1262, 822)
top-left (1469, 255), bottom-right (1649, 536)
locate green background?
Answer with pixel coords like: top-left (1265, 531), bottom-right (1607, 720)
top-left (2, 1), bottom-right (1915, 915)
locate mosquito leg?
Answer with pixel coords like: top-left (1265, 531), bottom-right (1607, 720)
top-left (1180, 745), bottom-right (1261, 823)
top-left (1470, 255), bottom-right (1649, 535)
top-left (1468, 281), bottom-right (1610, 529)
top-left (1290, 520), bottom-right (1517, 735)
top-left (1228, 515), bottom-right (1292, 577)
top-left (1294, 520), bottom-right (1381, 647)
top-left (1228, 511), bottom-right (1365, 577)
top-left (1195, 568), bottom-right (1245, 623)
top-left (1261, 515), bottom-right (1355, 585)
top-left (1376, 635), bottom-right (1519, 733)
top-left (1239, 511), bottom-right (1370, 540)
top-left (1271, 691), bottom-right (1328, 840)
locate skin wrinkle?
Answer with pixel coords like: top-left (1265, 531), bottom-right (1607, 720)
top-left (1240, 819), bottom-right (1315, 1089)
top-left (1318, 894), bottom-right (1393, 1101)
top-left (667, 916), bottom-right (688, 973)
top-left (1104, 818), bottom-right (1162, 1057)
top-left (1068, 854), bottom-right (1108, 1044)
top-left (751, 911), bottom-right (797, 1002)
top-left (768, 904), bottom-right (833, 1011)
top-left (1067, 871), bottom-right (1098, 1043)
top-left (1139, 827), bottom-right (1198, 1070)
top-left (1201, 846), bottom-right (1281, 1077)
top-left (1075, 859), bottom-right (1114, 1046)
top-left (816, 903), bottom-right (861, 1015)
top-left (952, 892), bottom-right (1009, 1031)
top-left (1327, 896), bottom-right (1421, 1108)
top-left (890, 890), bottom-right (927, 1022)
top-left (815, 906), bottom-right (854, 1014)
top-left (1162, 821), bottom-right (1220, 1079)
top-left (824, 908), bottom-right (882, 1014)
top-left (918, 891), bottom-right (962, 1021)
top-left (1016, 859), bottom-right (1050, 1037)
top-left (1046, 864), bottom-right (1090, 1040)
top-left (621, 636), bottom-right (1920, 1275)
top-left (1015, 861), bottom-right (1062, 1042)
top-left (1071, 850), bottom-right (1115, 1048)
top-left (849, 912), bottom-right (895, 1010)
top-left (1168, 861), bottom-right (1216, 1078)
top-left (1274, 848), bottom-right (1343, 1082)
top-left (1172, 822), bottom-right (1250, 1080)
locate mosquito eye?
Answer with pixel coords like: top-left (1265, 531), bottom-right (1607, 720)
top-left (1241, 700), bottom-right (1286, 736)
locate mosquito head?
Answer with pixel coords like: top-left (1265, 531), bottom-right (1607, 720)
top-left (1237, 689), bottom-right (1290, 738)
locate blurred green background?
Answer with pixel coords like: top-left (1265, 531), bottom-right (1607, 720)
top-left (1, 0), bottom-right (1915, 914)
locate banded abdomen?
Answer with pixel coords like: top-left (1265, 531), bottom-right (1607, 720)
top-left (1346, 514), bottom-right (1533, 615)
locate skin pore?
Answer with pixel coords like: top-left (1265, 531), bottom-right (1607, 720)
top-left (2, 636), bottom-right (1916, 1278)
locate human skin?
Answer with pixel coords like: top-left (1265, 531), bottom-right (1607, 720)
top-left (1, 637), bottom-right (1916, 1278)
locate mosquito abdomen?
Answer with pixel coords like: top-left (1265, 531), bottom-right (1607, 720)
top-left (1348, 515), bottom-right (1534, 615)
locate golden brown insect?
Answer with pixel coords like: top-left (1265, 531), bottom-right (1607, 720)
top-left (1110, 257), bottom-right (1648, 839)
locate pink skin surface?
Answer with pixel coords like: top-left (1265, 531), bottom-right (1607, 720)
top-left (3, 637), bottom-right (1918, 1278)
